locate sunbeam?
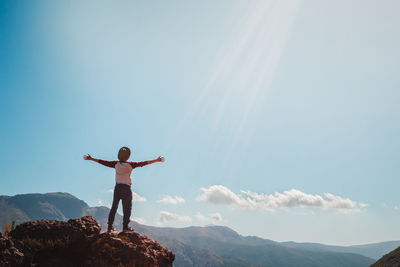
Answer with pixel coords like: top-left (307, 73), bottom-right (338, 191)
top-left (165, 0), bottom-right (301, 167)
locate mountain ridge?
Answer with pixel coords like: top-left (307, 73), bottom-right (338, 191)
top-left (0, 192), bottom-right (391, 266)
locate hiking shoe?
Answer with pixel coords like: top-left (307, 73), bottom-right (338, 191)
top-left (107, 226), bottom-right (115, 233)
top-left (123, 226), bottom-right (134, 232)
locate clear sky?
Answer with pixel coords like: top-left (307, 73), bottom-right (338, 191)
top-left (1, 0), bottom-right (399, 245)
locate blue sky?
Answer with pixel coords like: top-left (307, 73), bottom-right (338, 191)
top-left (1, 0), bottom-right (399, 245)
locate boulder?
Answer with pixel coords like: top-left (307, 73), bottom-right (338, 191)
top-left (10, 216), bottom-right (101, 241)
top-left (0, 233), bottom-right (25, 267)
top-left (4, 216), bottom-right (174, 267)
top-left (85, 231), bottom-right (175, 266)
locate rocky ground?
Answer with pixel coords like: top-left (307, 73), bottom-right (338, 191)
top-left (0, 216), bottom-right (174, 267)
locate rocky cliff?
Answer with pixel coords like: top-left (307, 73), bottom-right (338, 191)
top-left (371, 246), bottom-right (400, 267)
top-left (0, 216), bottom-right (174, 267)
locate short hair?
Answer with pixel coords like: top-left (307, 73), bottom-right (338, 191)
top-left (118, 147), bottom-right (131, 162)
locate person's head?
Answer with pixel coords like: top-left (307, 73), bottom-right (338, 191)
top-left (118, 147), bottom-right (131, 162)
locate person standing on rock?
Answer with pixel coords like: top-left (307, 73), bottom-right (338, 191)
top-left (84, 147), bottom-right (164, 232)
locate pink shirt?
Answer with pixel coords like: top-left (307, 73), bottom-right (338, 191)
top-left (98, 160), bottom-right (149, 186)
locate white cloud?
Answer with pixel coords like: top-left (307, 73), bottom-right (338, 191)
top-left (195, 212), bottom-right (206, 221)
top-left (198, 185), bottom-right (366, 213)
top-left (132, 192), bottom-right (147, 202)
top-left (157, 195), bottom-right (185, 204)
top-left (195, 212), bottom-right (222, 223)
top-left (107, 189), bottom-right (114, 193)
top-left (131, 217), bottom-right (146, 224)
top-left (159, 211), bottom-right (192, 223)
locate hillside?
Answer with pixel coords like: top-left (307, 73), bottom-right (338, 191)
top-left (0, 192), bottom-right (385, 266)
top-left (281, 240), bottom-right (400, 260)
top-left (131, 222), bottom-right (373, 267)
top-left (0, 193), bottom-right (88, 230)
top-left (371, 246), bottom-right (400, 267)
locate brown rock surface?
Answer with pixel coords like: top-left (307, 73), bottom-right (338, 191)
top-left (0, 232), bottom-right (25, 267)
top-left (10, 216), bottom-right (101, 241)
top-left (1, 216), bottom-right (174, 267)
top-left (86, 231), bottom-right (175, 267)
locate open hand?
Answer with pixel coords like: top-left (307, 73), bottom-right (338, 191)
top-left (157, 156), bottom-right (165, 162)
top-left (83, 154), bottom-right (93, 160)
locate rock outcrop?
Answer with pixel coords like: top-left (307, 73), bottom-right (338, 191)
top-left (0, 231), bottom-right (25, 266)
top-left (0, 216), bottom-right (174, 267)
top-left (371, 246), bottom-right (400, 267)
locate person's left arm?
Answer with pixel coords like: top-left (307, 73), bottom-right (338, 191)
top-left (130, 156), bottom-right (165, 168)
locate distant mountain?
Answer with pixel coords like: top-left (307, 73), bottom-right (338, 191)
top-left (130, 222), bottom-right (373, 267)
top-left (0, 193), bottom-right (87, 229)
top-left (281, 240), bottom-right (400, 260)
top-left (0, 192), bottom-right (391, 266)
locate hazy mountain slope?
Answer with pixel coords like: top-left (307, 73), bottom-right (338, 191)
top-left (7, 192), bottom-right (88, 220)
top-left (0, 196), bottom-right (30, 230)
top-left (281, 240), bottom-right (400, 260)
top-left (0, 192), bottom-right (88, 230)
top-left (349, 241), bottom-right (400, 260)
top-left (130, 222), bottom-right (277, 247)
top-left (125, 220), bottom-right (373, 266)
top-left (216, 242), bottom-right (373, 267)
top-left (132, 224), bottom-right (373, 267)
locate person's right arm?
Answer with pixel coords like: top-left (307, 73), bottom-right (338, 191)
top-left (83, 154), bottom-right (117, 168)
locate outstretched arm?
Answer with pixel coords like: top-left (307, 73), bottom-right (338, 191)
top-left (147, 156), bottom-right (165, 165)
top-left (83, 154), bottom-right (99, 163)
top-left (132, 156), bottom-right (165, 168)
top-left (83, 154), bottom-right (117, 168)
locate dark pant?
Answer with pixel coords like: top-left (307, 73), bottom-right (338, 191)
top-left (108, 183), bottom-right (132, 229)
